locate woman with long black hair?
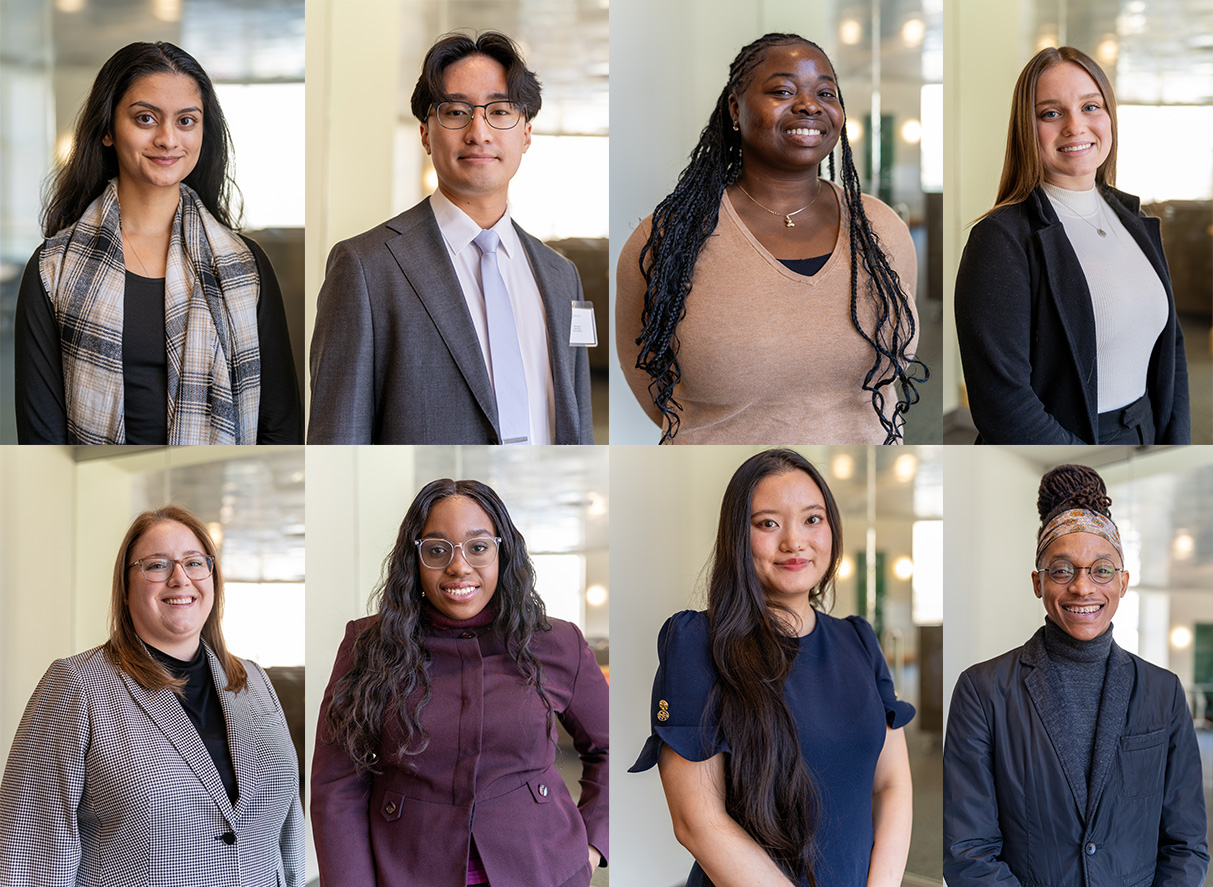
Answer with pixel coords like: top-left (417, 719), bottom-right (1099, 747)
top-left (631, 449), bottom-right (914, 887)
top-left (615, 34), bottom-right (927, 445)
top-left (312, 479), bottom-right (609, 887)
top-left (15, 41), bottom-right (301, 444)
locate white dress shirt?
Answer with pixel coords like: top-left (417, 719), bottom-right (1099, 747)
top-left (429, 188), bottom-right (555, 444)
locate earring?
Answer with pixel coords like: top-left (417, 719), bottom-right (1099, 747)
top-left (732, 121), bottom-right (739, 131)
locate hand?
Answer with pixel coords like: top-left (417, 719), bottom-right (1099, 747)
top-left (588, 844), bottom-right (602, 870)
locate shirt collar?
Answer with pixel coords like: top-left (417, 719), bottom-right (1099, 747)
top-left (429, 187), bottom-right (520, 259)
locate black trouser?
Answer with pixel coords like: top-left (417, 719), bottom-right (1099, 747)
top-left (1098, 392), bottom-right (1154, 444)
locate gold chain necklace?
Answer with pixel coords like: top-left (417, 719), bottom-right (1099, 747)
top-left (120, 224), bottom-right (152, 276)
top-left (736, 180), bottom-right (823, 228)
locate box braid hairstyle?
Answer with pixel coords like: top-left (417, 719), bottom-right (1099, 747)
top-left (634, 33), bottom-right (928, 444)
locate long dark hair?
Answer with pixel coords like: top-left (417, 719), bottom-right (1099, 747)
top-left (634, 33), bottom-right (927, 444)
top-left (42, 41), bottom-right (241, 236)
top-left (323, 479), bottom-right (553, 772)
top-left (706, 448), bottom-right (843, 884)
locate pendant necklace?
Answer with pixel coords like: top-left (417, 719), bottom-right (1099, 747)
top-left (736, 180), bottom-right (823, 228)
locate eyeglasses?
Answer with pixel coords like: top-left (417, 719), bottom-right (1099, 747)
top-left (429, 101), bottom-right (526, 130)
top-left (128, 555), bottom-right (215, 582)
top-left (1037, 558), bottom-right (1122, 586)
top-left (415, 537), bottom-right (502, 569)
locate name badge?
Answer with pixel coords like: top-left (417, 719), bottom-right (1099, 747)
top-left (570, 301), bottom-right (597, 347)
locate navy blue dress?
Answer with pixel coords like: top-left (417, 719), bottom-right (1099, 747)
top-left (630, 610), bottom-right (914, 887)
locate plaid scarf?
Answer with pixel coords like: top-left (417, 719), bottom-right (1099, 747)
top-left (39, 179), bottom-right (261, 444)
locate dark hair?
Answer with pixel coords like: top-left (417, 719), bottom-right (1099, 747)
top-left (323, 479), bottom-right (552, 772)
top-left (1037, 463), bottom-right (1113, 528)
top-left (633, 33), bottom-right (927, 444)
top-left (42, 41), bottom-right (241, 237)
top-left (410, 31), bottom-right (542, 123)
top-left (105, 505), bottom-right (247, 694)
top-left (706, 448), bottom-right (844, 884)
top-left (985, 46), bottom-right (1118, 217)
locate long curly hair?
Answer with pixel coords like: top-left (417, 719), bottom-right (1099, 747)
top-left (634, 33), bottom-right (927, 444)
top-left (706, 448), bottom-right (844, 885)
top-left (323, 479), bottom-right (553, 772)
top-left (43, 41), bottom-right (241, 236)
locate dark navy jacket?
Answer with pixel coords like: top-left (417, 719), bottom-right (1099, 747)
top-left (955, 186), bottom-right (1189, 443)
top-left (943, 628), bottom-right (1208, 887)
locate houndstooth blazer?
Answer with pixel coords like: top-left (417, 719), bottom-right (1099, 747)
top-left (0, 642), bottom-right (305, 886)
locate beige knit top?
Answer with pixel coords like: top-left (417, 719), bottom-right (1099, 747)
top-left (615, 183), bottom-right (919, 444)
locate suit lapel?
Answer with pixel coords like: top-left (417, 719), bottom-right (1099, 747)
top-left (386, 200), bottom-right (500, 438)
top-left (207, 647), bottom-right (260, 819)
top-left (1086, 641), bottom-right (1133, 821)
top-left (1021, 632), bottom-right (1087, 818)
top-left (117, 648), bottom-right (236, 823)
top-left (516, 223), bottom-right (577, 443)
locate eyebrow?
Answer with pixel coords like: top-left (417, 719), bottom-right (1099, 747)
top-left (765, 71), bottom-right (835, 83)
top-left (138, 548), bottom-right (206, 557)
top-left (421, 529), bottom-right (494, 538)
top-left (128, 100), bottom-right (203, 115)
top-left (751, 504), bottom-right (827, 518)
top-left (443, 92), bottom-right (511, 102)
top-left (1035, 92), bottom-right (1102, 109)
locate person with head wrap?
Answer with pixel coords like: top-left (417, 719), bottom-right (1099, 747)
top-left (943, 464), bottom-right (1208, 886)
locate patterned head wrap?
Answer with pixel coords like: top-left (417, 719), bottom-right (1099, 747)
top-left (1035, 508), bottom-right (1123, 565)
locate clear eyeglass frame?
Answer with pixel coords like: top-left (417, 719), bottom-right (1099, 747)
top-left (128, 555), bottom-right (215, 582)
top-left (1038, 557), bottom-right (1122, 586)
top-left (415, 536), bottom-right (503, 569)
top-left (430, 100), bottom-right (525, 130)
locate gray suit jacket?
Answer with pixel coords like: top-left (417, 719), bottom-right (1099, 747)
top-left (0, 644), bottom-right (305, 887)
top-left (307, 198), bottom-right (595, 444)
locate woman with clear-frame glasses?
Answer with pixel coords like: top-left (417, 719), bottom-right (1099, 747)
top-left (943, 464), bottom-right (1207, 885)
top-left (312, 478), bottom-right (609, 887)
top-left (0, 505), bottom-right (304, 886)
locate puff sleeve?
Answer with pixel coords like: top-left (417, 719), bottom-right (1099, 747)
top-left (846, 615), bottom-right (916, 729)
top-left (628, 610), bottom-right (727, 773)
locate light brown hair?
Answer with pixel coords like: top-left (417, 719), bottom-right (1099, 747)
top-left (984, 46), bottom-right (1118, 219)
top-left (104, 505), bottom-right (247, 693)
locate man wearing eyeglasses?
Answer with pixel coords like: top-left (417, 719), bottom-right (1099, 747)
top-left (308, 31), bottom-right (594, 444)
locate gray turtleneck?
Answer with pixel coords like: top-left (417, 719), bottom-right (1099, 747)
top-left (1042, 618), bottom-right (1114, 784)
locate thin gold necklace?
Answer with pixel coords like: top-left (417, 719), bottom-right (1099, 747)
top-left (120, 224), bottom-right (152, 276)
top-left (736, 180), bottom-right (823, 228)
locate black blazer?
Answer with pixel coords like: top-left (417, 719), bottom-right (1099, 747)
top-left (955, 186), bottom-right (1189, 443)
top-left (943, 628), bottom-right (1208, 887)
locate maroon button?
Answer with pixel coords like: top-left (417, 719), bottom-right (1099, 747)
top-left (459, 631), bottom-right (474, 638)
top-left (385, 801), bottom-right (397, 815)
top-left (538, 784), bottom-right (548, 797)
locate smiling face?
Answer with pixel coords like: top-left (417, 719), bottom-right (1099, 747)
top-left (1034, 61), bottom-right (1112, 190)
top-left (749, 470), bottom-right (834, 613)
top-left (126, 520), bottom-right (214, 659)
top-left (103, 72), bottom-right (203, 193)
top-left (1033, 531), bottom-right (1128, 641)
top-left (418, 496), bottom-right (500, 620)
top-left (420, 53), bottom-right (532, 209)
top-left (729, 42), bottom-right (843, 176)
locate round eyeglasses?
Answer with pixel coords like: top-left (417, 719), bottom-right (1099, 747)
top-left (1038, 558), bottom-right (1122, 585)
top-left (128, 555), bottom-right (215, 582)
top-left (415, 537), bottom-right (502, 569)
top-left (430, 101), bottom-right (525, 130)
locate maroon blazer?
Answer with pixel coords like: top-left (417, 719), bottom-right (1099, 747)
top-left (311, 614), bottom-right (609, 887)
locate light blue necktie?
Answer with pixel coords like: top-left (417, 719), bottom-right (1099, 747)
top-left (473, 229), bottom-right (529, 444)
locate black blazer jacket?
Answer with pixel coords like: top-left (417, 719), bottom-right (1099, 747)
top-left (955, 186), bottom-right (1189, 443)
top-left (943, 628), bottom-right (1208, 887)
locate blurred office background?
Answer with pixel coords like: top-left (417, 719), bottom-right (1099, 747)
top-left (305, 445), bottom-right (609, 885)
top-left (609, 0), bottom-right (944, 444)
top-left (944, 445), bottom-right (1213, 884)
top-left (943, 1), bottom-right (1213, 443)
top-left (305, 0), bottom-right (610, 441)
top-left (0, 445), bottom-right (307, 807)
top-left (0, 0), bottom-right (307, 444)
top-left (612, 445), bottom-right (943, 887)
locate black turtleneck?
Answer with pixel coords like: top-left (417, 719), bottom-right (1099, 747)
top-left (148, 644), bottom-right (239, 804)
top-left (1042, 618), bottom-right (1114, 784)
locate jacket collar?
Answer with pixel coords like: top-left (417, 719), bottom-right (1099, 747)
top-left (1020, 626), bottom-right (1134, 824)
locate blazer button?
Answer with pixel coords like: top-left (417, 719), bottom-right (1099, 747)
top-left (385, 801), bottom-right (397, 815)
top-left (459, 631), bottom-right (474, 638)
top-left (538, 784), bottom-right (548, 797)
top-left (218, 832), bottom-right (236, 845)
top-left (1085, 842), bottom-right (1097, 856)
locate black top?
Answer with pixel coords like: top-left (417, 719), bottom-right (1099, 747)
top-left (778, 253), bottom-right (831, 277)
top-left (14, 236), bottom-right (303, 444)
top-left (147, 643), bottom-right (239, 805)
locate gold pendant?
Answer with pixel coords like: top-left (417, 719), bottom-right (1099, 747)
top-left (784, 216), bottom-right (795, 228)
